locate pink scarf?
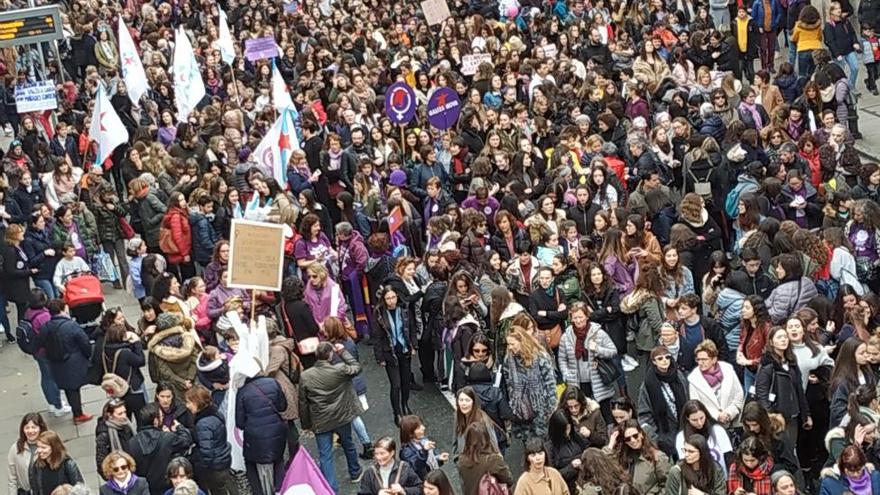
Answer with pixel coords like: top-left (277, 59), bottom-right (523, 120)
top-left (702, 363), bottom-right (724, 389)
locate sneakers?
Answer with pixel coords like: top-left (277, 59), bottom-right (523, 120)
top-left (3, 123), bottom-right (12, 136)
top-left (621, 355), bottom-right (639, 372)
top-left (50, 405), bottom-right (72, 417)
top-left (73, 414), bottom-right (93, 425)
top-left (351, 470), bottom-right (364, 483)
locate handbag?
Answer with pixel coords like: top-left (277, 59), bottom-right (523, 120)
top-left (159, 225), bottom-right (179, 254)
top-left (119, 217), bottom-right (136, 239)
top-left (280, 303), bottom-right (320, 355)
top-left (101, 349), bottom-right (131, 398)
top-left (537, 289), bottom-right (563, 350)
top-left (595, 356), bottom-right (621, 386)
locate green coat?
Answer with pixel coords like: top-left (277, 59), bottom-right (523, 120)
top-left (664, 463), bottom-right (725, 495)
top-left (50, 213), bottom-right (98, 259)
top-left (621, 289), bottom-right (665, 353)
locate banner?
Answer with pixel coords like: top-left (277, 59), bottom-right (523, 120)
top-left (426, 87), bottom-right (462, 130)
top-left (245, 37), bottom-right (280, 61)
top-left (14, 81), bottom-right (56, 113)
top-left (461, 53), bottom-right (492, 76)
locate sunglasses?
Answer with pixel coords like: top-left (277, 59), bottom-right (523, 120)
top-left (625, 433), bottom-right (640, 442)
top-left (472, 348), bottom-right (489, 355)
top-left (654, 355), bottom-right (671, 362)
top-left (112, 464), bottom-right (129, 473)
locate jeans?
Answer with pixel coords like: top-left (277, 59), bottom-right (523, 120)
top-left (837, 52), bottom-right (860, 91)
top-left (35, 355), bottom-right (62, 409)
top-left (386, 345), bottom-right (412, 415)
top-left (743, 368), bottom-right (756, 396)
top-left (798, 50), bottom-right (815, 77)
top-left (0, 292), bottom-right (11, 339)
top-left (352, 413), bottom-right (371, 445)
top-left (710, 7), bottom-right (730, 28)
top-left (315, 422), bottom-right (361, 493)
top-left (34, 278), bottom-right (58, 299)
top-left (62, 388), bottom-right (84, 416)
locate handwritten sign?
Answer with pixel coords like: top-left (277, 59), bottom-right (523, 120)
top-left (227, 219), bottom-right (285, 291)
top-left (542, 43), bottom-right (558, 58)
top-left (14, 81), bottom-right (57, 113)
top-left (421, 0), bottom-right (451, 25)
top-left (461, 53), bottom-right (492, 76)
top-left (244, 36), bottom-right (280, 62)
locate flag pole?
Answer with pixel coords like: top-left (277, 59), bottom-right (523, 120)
top-left (400, 125), bottom-right (405, 159)
top-left (230, 63), bottom-right (242, 105)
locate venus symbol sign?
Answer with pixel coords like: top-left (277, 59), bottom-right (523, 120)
top-left (384, 81), bottom-right (417, 125)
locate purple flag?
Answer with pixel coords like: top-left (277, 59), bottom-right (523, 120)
top-left (279, 448), bottom-right (334, 495)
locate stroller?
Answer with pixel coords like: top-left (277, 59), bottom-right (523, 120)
top-left (63, 271), bottom-right (105, 336)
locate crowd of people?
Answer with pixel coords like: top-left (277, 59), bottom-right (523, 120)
top-left (6, 0), bottom-right (880, 494)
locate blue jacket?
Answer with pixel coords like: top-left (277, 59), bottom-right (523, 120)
top-left (189, 211), bottom-right (219, 265)
top-left (41, 315), bottom-right (92, 390)
top-left (192, 405), bottom-right (232, 471)
top-left (408, 162), bottom-right (448, 199)
top-left (22, 227), bottom-right (58, 281)
top-left (819, 469), bottom-right (880, 495)
top-left (287, 168), bottom-right (313, 196)
top-left (751, 0), bottom-right (783, 31)
top-left (235, 376), bottom-right (288, 464)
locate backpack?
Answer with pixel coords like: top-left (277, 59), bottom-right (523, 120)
top-left (43, 326), bottom-right (68, 361)
top-left (688, 163), bottom-right (713, 200)
top-left (479, 473), bottom-right (510, 495)
top-left (101, 349), bottom-right (131, 398)
top-left (16, 319), bottom-right (38, 355)
top-left (724, 180), bottom-right (757, 219)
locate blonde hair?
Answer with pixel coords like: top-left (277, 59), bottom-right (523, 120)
top-left (101, 451), bottom-right (137, 479)
top-left (508, 325), bottom-right (546, 367)
top-left (306, 263), bottom-right (329, 285)
top-left (4, 223), bottom-right (24, 244)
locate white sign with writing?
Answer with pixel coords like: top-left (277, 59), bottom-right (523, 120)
top-left (461, 53), bottom-right (493, 76)
top-left (14, 81), bottom-right (57, 113)
top-left (542, 43), bottom-right (558, 58)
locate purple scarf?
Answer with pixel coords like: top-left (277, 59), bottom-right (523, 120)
top-left (304, 279), bottom-right (346, 324)
top-left (847, 468), bottom-right (872, 495)
top-left (107, 474), bottom-right (139, 494)
top-left (740, 101), bottom-right (763, 129)
top-left (702, 363), bottom-right (724, 389)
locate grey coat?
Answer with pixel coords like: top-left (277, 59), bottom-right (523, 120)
top-left (557, 323), bottom-right (617, 402)
top-left (298, 350), bottom-right (363, 434)
top-left (766, 277), bottom-right (818, 324)
top-left (133, 192), bottom-right (167, 248)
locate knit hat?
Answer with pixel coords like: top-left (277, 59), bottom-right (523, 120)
top-left (389, 169), bottom-right (407, 187)
top-left (156, 312), bottom-right (182, 331)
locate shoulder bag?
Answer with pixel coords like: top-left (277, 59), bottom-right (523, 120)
top-left (281, 303), bottom-right (319, 355)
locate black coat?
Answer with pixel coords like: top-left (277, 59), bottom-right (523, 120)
top-left (22, 228), bottom-right (58, 281)
top-left (191, 406), bottom-right (232, 471)
top-left (41, 315), bottom-right (92, 390)
top-left (28, 457), bottom-right (84, 495)
top-left (824, 19), bottom-right (858, 57)
top-left (0, 243), bottom-right (31, 304)
top-left (528, 286), bottom-right (567, 330)
top-left (235, 376), bottom-right (288, 464)
top-left (584, 285), bottom-right (625, 353)
top-left (566, 202), bottom-right (603, 237)
top-left (755, 355), bottom-right (811, 424)
top-left (126, 426), bottom-right (193, 495)
top-left (95, 418), bottom-right (136, 473)
top-left (489, 227), bottom-right (527, 261)
top-left (357, 460), bottom-right (423, 495)
top-left (102, 341), bottom-right (147, 393)
top-left (373, 305), bottom-right (414, 364)
top-left (281, 299), bottom-right (321, 369)
top-left (545, 435), bottom-right (590, 494)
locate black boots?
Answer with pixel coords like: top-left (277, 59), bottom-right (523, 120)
top-left (360, 442), bottom-right (374, 460)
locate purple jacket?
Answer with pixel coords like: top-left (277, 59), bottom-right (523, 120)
top-left (603, 255), bottom-right (636, 297)
top-left (461, 196), bottom-right (500, 224)
top-left (207, 285), bottom-right (250, 320)
top-left (24, 307), bottom-right (51, 357)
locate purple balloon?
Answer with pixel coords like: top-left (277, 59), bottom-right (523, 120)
top-left (384, 82), bottom-right (417, 125)
top-left (426, 87), bottom-right (462, 130)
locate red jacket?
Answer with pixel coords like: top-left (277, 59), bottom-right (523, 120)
top-left (163, 206), bottom-right (192, 264)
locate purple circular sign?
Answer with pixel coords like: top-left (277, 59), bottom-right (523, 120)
top-left (384, 82), bottom-right (417, 125)
top-left (426, 87), bottom-right (462, 130)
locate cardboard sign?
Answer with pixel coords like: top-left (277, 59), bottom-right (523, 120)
top-left (461, 53), bottom-right (492, 76)
top-left (421, 0), bottom-right (451, 25)
top-left (14, 81), bottom-right (57, 113)
top-left (244, 36), bottom-right (280, 62)
top-left (227, 219), bottom-right (285, 291)
top-left (542, 43), bottom-right (558, 58)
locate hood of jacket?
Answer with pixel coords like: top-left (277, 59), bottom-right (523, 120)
top-left (148, 326), bottom-right (196, 363)
top-left (270, 335), bottom-right (295, 353)
top-left (197, 353), bottom-right (224, 372)
top-left (132, 427), bottom-right (164, 455)
top-left (499, 301), bottom-right (525, 320)
top-left (727, 143), bottom-right (748, 163)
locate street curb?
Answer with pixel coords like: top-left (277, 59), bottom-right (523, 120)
top-left (856, 143), bottom-right (880, 163)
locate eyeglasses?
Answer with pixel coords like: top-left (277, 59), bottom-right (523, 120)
top-left (624, 433), bottom-right (640, 442)
top-left (112, 464), bottom-right (129, 473)
top-left (654, 355), bottom-right (671, 362)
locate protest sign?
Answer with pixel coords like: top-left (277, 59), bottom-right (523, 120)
top-left (384, 82), bottom-right (417, 125)
top-left (227, 219), bottom-right (285, 291)
top-left (14, 81), bottom-right (57, 113)
top-left (542, 43), bottom-right (558, 58)
top-left (245, 37), bottom-right (280, 61)
top-left (426, 87), bottom-right (461, 130)
top-left (421, 0), bottom-right (451, 25)
top-left (461, 53), bottom-right (492, 76)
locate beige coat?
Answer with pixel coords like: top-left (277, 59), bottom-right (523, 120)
top-left (266, 336), bottom-right (302, 421)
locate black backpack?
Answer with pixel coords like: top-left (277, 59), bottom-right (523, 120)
top-left (16, 319), bottom-right (38, 355)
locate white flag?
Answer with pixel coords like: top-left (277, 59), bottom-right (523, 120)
top-left (272, 61), bottom-right (293, 111)
top-left (172, 26), bottom-right (205, 121)
top-left (117, 18), bottom-right (149, 106)
top-left (89, 82), bottom-right (129, 165)
top-left (217, 8), bottom-right (236, 65)
top-left (251, 108), bottom-right (300, 185)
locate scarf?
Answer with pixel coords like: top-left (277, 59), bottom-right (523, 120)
top-left (644, 363), bottom-right (687, 432)
top-left (573, 322), bottom-right (589, 360)
top-left (328, 149), bottom-right (342, 171)
top-left (740, 101), bottom-right (763, 129)
top-left (702, 363), bottom-right (724, 389)
top-left (847, 468), bottom-right (872, 495)
top-left (107, 474), bottom-right (139, 494)
top-left (106, 418), bottom-right (132, 452)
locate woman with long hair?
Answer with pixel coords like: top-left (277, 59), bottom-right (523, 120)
top-left (581, 262), bottom-right (628, 365)
top-left (202, 240), bottom-right (229, 293)
top-left (741, 402), bottom-right (801, 475)
top-left (726, 437), bottom-right (775, 495)
top-left (373, 285), bottom-right (415, 425)
top-left (845, 199), bottom-right (880, 293)
top-left (576, 447), bottom-right (635, 495)
top-left (544, 409), bottom-right (590, 494)
top-left (7, 413), bottom-right (48, 495)
top-left (623, 214), bottom-right (662, 267)
top-left (503, 326), bottom-right (558, 442)
top-left (766, 253), bottom-right (819, 324)
top-left (28, 431), bottom-right (84, 495)
top-left (452, 387), bottom-right (500, 456)
top-left (456, 419), bottom-right (512, 495)
top-left (621, 266), bottom-right (667, 354)
top-left (738, 296), bottom-right (773, 393)
top-left (664, 434), bottom-right (726, 495)
top-left (161, 191), bottom-right (195, 281)
top-left (598, 227), bottom-right (637, 297)
top-left (423, 469), bottom-right (456, 495)
top-left (830, 338), bottom-right (878, 427)
top-left (94, 399), bottom-right (135, 479)
top-left (605, 419), bottom-right (670, 495)
top-left (674, 400), bottom-right (734, 467)
top-left (638, 346), bottom-right (689, 457)
top-left (293, 213), bottom-right (335, 271)
top-left (514, 439), bottom-right (568, 495)
top-left (303, 263), bottom-right (348, 327)
top-left (755, 327), bottom-right (812, 445)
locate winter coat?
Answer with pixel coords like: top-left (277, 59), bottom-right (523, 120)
top-left (733, 18), bottom-right (759, 58)
top-left (357, 460), bottom-right (423, 495)
top-left (1, 244), bottom-right (32, 304)
top-left (792, 19), bottom-right (824, 52)
top-left (755, 354), bottom-right (810, 424)
top-left (557, 323), bottom-right (617, 401)
top-left (861, 0), bottom-right (880, 31)
top-left (664, 462), bottom-right (726, 495)
top-left (146, 326), bottom-right (198, 398)
top-left (126, 426), bottom-right (192, 495)
top-left (618, 451), bottom-right (671, 495)
top-left (678, 214), bottom-right (723, 293)
top-left (687, 361), bottom-right (745, 427)
top-left (50, 219), bottom-right (98, 260)
top-left (191, 405), bottom-right (232, 471)
top-left (161, 207), bottom-right (192, 264)
top-left (780, 182), bottom-right (822, 229)
top-left (189, 211), bottom-right (219, 265)
top-left (466, 363), bottom-right (514, 427)
top-left (766, 277), bottom-right (818, 324)
top-left (460, 231), bottom-right (490, 275)
top-left (566, 201), bottom-right (603, 236)
top-left (28, 457), bottom-right (84, 495)
top-left (298, 350), bottom-right (363, 434)
top-left (98, 477), bottom-right (150, 495)
top-left (93, 203), bottom-right (127, 244)
top-left (528, 286), bottom-right (568, 330)
top-left (41, 315), bottom-right (92, 390)
top-left (603, 255), bottom-right (637, 298)
top-left (374, 306), bottom-right (415, 364)
top-left (544, 435), bottom-right (589, 494)
top-left (266, 335), bottom-right (302, 420)
top-left (751, 0), bottom-right (783, 31)
top-left (621, 289), bottom-right (665, 352)
top-left (714, 287), bottom-right (745, 346)
top-left (235, 376), bottom-right (288, 464)
top-left (458, 452), bottom-right (513, 495)
top-left (818, 469), bottom-right (880, 495)
top-left (22, 228), bottom-right (58, 281)
top-left (102, 341), bottom-right (147, 393)
top-left (824, 19), bottom-right (858, 58)
top-left (94, 418), bottom-right (136, 473)
top-left (133, 193), bottom-right (167, 249)
top-left (584, 285), bottom-right (626, 353)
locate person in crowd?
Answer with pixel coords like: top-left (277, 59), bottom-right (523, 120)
top-left (28, 431), bottom-right (84, 495)
top-left (638, 345), bottom-right (689, 457)
top-left (726, 437), bottom-right (774, 495)
top-left (164, 457), bottom-right (206, 495)
top-left (543, 409), bottom-right (589, 494)
top-left (40, 299), bottom-right (93, 424)
top-left (513, 438), bottom-right (568, 495)
top-left (818, 444), bottom-right (880, 494)
top-left (146, 313), bottom-right (198, 399)
top-left (7, 413), bottom-right (49, 495)
top-left (102, 323), bottom-right (147, 420)
top-left (94, 399), bottom-right (135, 477)
top-left (99, 451), bottom-right (150, 495)
top-left (183, 386), bottom-right (234, 495)
top-left (126, 404), bottom-right (192, 495)
top-left (664, 434), bottom-right (726, 495)
top-left (399, 415), bottom-right (449, 481)
top-left (503, 325), bottom-right (558, 442)
top-left (264, 318), bottom-right (303, 460)
top-left (279, 275), bottom-right (322, 370)
top-left (605, 419), bottom-right (671, 495)
top-left (357, 437), bottom-right (423, 495)
top-left (673, 400), bottom-right (735, 465)
top-left (423, 469), bottom-right (455, 495)
top-left (456, 420), bottom-right (512, 495)
top-left (373, 285), bottom-right (415, 424)
top-left (755, 326), bottom-right (813, 445)
top-left (687, 340), bottom-right (745, 431)
top-left (299, 342), bottom-right (364, 492)
top-left (235, 364), bottom-right (288, 495)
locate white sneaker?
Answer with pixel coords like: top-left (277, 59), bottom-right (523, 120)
top-left (621, 355), bottom-right (639, 372)
top-left (49, 405), bottom-right (70, 417)
top-left (3, 124), bottom-right (11, 136)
